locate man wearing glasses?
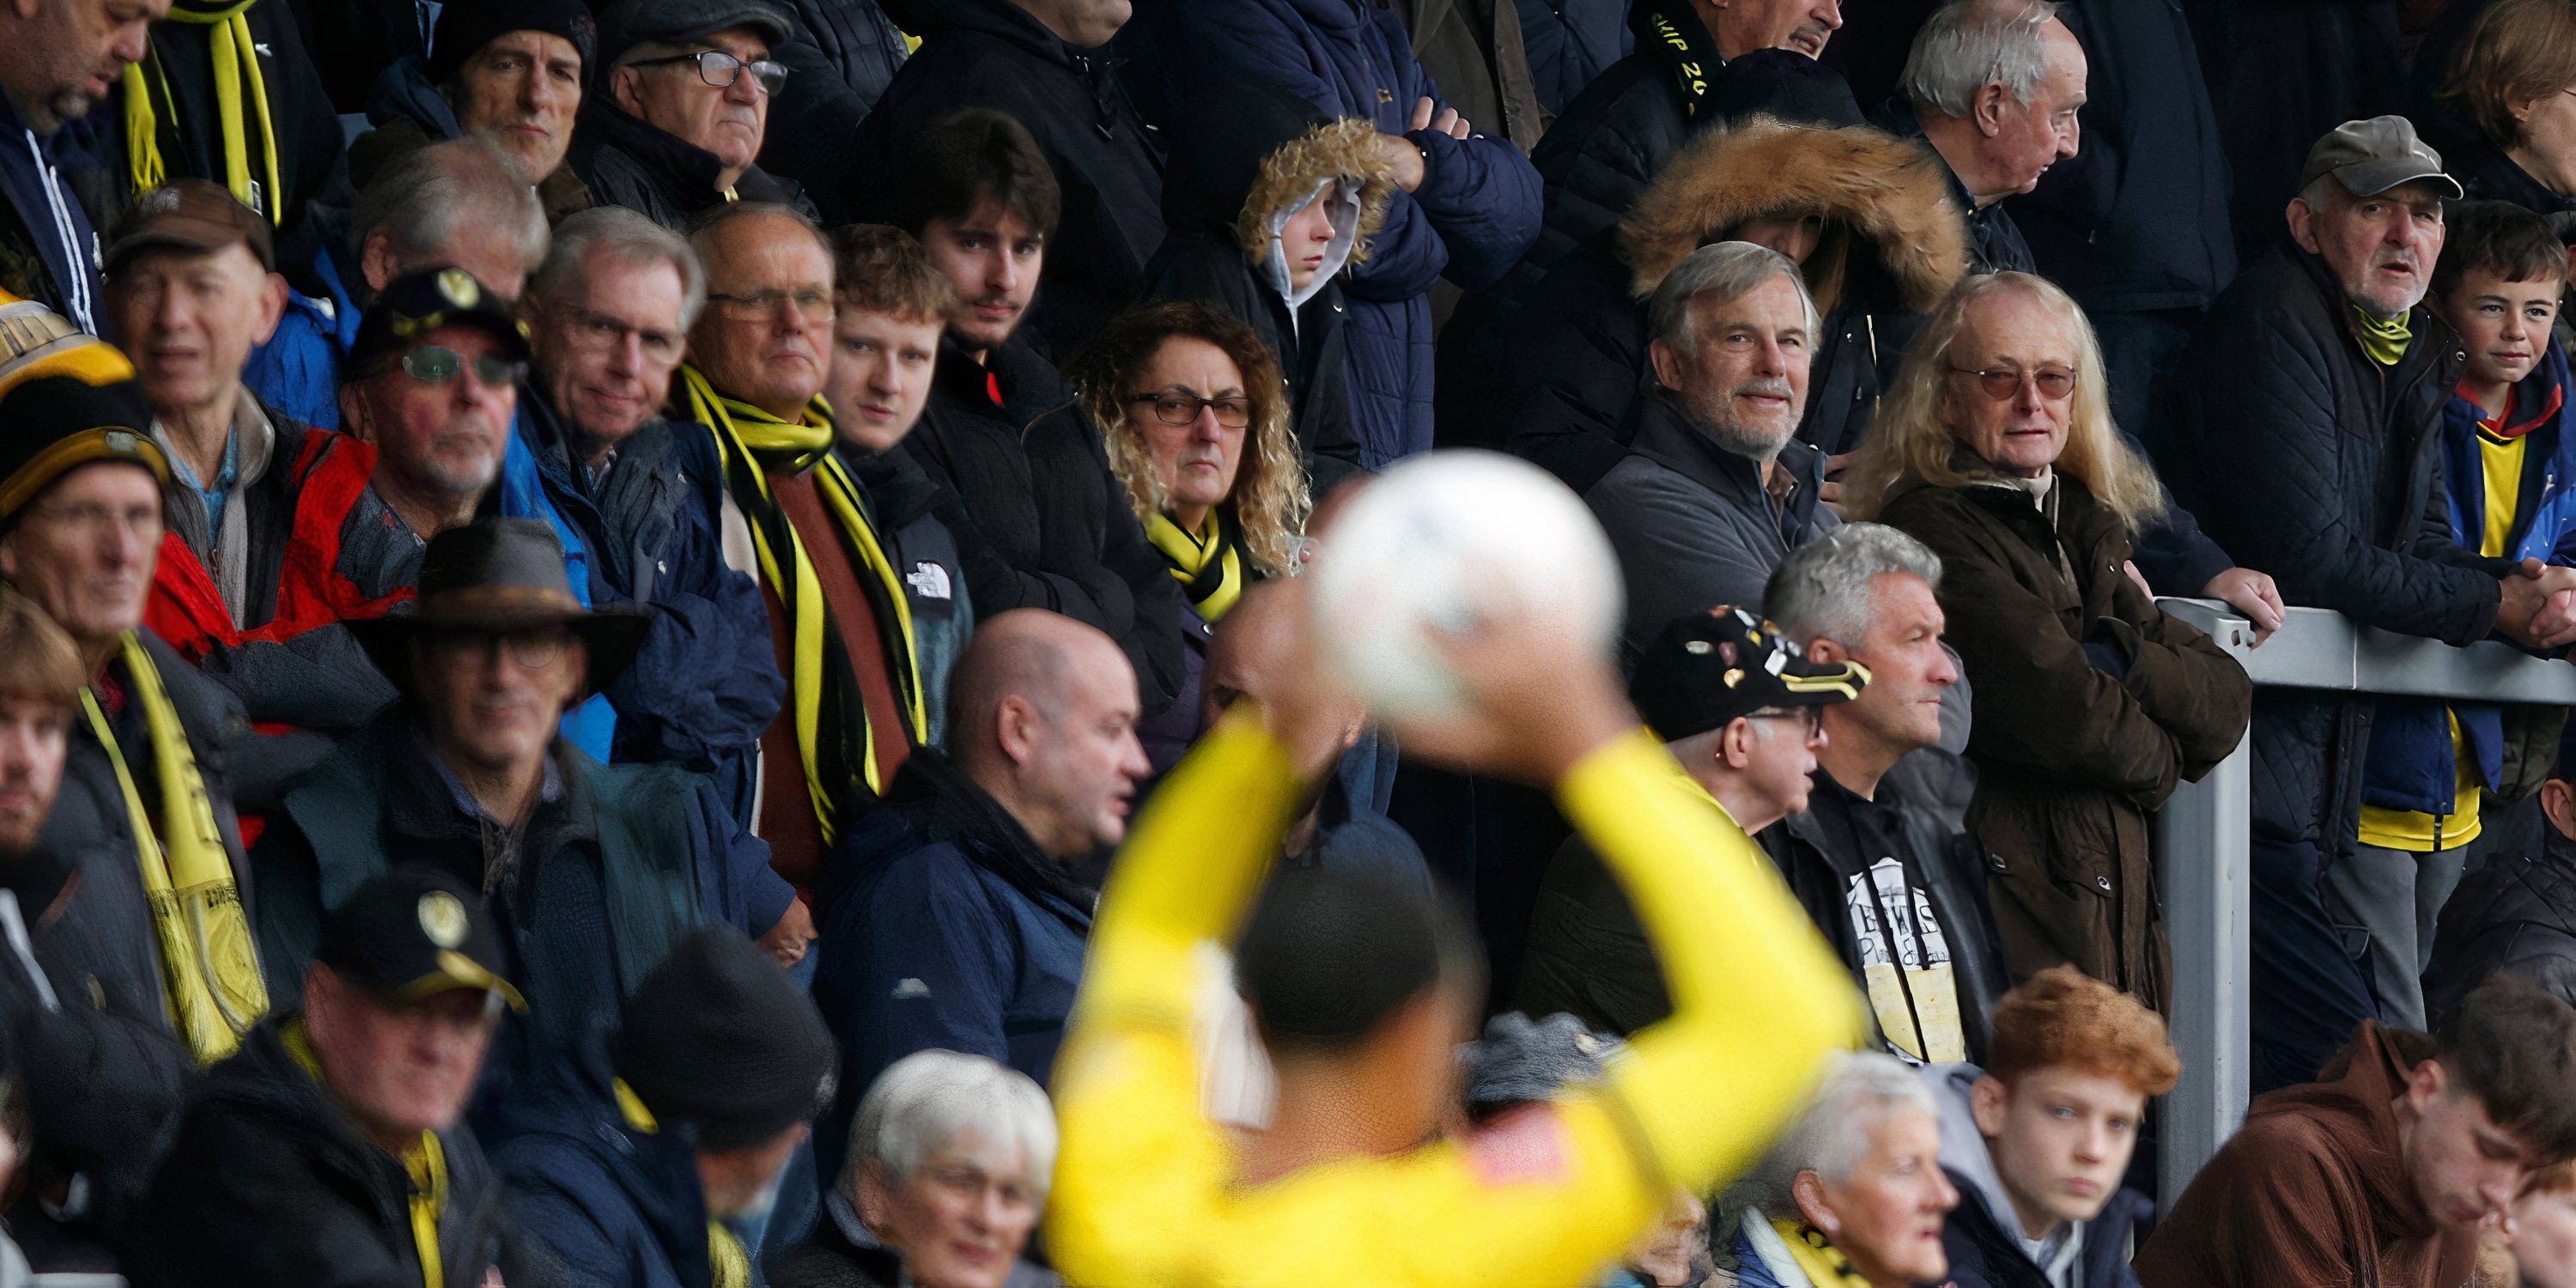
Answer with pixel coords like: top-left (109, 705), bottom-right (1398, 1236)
top-left (251, 518), bottom-right (796, 1113)
top-left (1585, 241), bottom-right (1840, 665)
top-left (514, 205), bottom-right (785, 841)
top-left (574, 0), bottom-right (816, 234)
top-left (1516, 606), bottom-right (1867, 1038)
top-left (169, 268), bottom-right (539, 739)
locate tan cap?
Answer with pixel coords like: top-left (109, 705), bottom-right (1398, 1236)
top-left (103, 179), bottom-right (275, 278)
top-left (2300, 116), bottom-right (2464, 201)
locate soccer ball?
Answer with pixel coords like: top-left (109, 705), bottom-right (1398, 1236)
top-left (1306, 450), bottom-right (1624, 723)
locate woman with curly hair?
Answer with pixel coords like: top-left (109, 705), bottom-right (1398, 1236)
top-left (1067, 301), bottom-right (1312, 771)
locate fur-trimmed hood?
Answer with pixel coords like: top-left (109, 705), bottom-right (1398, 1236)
top-left (1233, 117), bottom-right (1396, 272)
top-left (1617, 117), bottom-right (1969, 313)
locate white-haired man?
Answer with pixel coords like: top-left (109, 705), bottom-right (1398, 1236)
top-left (1892, 0), bottom-right (2087, 273)
top-left (1587, 241), bottom-right (1836, 660)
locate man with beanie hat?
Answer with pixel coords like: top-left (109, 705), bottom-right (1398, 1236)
top-left (0, 292), bottom-right (278, 1079)
top-left (496, 925), bottom-right (837, 1288)
top-left (141, 865), bottom-right (538, 1288)
top-left (348, 0), bottom-right (600, 222)
top-left (569, 0), bottom-right (815, 233)
top-left (1516, 605), bottom-right (1862, 1036)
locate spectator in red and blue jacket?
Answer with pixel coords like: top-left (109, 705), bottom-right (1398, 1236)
top-left (2355, 200), bottom-right (2576, 1033)
top-left (1133, 0), bottom-right (1543, 465)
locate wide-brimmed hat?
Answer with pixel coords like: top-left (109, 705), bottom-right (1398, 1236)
top-left (352, 518), bottom-right (649, 697)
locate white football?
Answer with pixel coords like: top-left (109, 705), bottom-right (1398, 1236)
top-left (1306, 450), bottom-right (1625, 723)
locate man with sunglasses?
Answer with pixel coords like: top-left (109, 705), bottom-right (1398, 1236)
top-left (1516, 605), bottom-right (1864, 1037)
top-left (572, 0), bottom-right (816, 234)
top-left (252, 518), bottom-right (796, 1118)
top-left (172, 268), bottom-right (537, 738)
top-left (1588, 241), bottom-right (1841, 664)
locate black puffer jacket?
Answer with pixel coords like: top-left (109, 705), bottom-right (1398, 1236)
top-left (761, 0), bottom-right (910, 220)
top-left (2148, 244), bottom-right (2503, 859)
top-left (2181, 0), bottom-right (2408, 263)
top-left (137, 1018), bottom-right (518, 1288)
top-left (852, 0), bottom-right (1164, 357)
top-left (566, 98), bottom-right (814, 234)
top-left (1448, 118), bottom-right (1966, 487)
top-left (902, 336), bottom-right (1188, 713)
top-left (2415, 99), bottom-right (2576, 218)
top-left (1140, 82), bottom-right (1381, 497)
top-left (2004, 0), bottom-right (2237, 313)
top-left (2423, 829), bottom-right (2576, 1028)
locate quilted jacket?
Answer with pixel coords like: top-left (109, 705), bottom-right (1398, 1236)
top-left (2148, 244), bottom-right (2506, 860)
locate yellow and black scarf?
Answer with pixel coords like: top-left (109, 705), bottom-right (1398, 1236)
top-left (286, 1018), bottom-right (447, 1287)
top-left (1771, 1218), bottom-right (1874, 1288)
top-left (1145, 508), bottom-right (1245, 623)
top-left (81, 631), bottom-right (265, 1064)
top-left (1635, 6), bottom-right (1717, 119)
top-left (121, 0), bottom-right (283, 222)
top-left (682, 368), bottom-right (925, 846)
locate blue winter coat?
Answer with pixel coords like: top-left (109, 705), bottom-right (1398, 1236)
top-left (1149, 0), bottom-right (1542, 465)
top-left (807, 753), bottom-right (1091, 1192)
top-left (2362, 343), bottom-right (2576, 819)
top-left (491, 1075), bottom-right (734, 1288)
top-left (521, 392), bottom-right (787, 820)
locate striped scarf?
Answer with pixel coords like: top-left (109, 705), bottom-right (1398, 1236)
top-left (81, 631), bottom-right (266, 1063)
top-left (681, 367), bottom-right (924, 846)
top-left (1770, 1218), bottom-right (1873, 1288)
top-left (1145, 509), bottom-right (1244, 623)
top-left (121, 0), bottom-right (283, 222)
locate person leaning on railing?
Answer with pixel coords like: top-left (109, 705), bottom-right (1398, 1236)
top-left (1844, 269), bottom-right (2252, 1016)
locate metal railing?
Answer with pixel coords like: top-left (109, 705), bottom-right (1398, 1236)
top-left (2150, 599), bottom-right (2576, 1204)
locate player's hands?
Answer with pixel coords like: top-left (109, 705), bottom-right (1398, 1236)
top-left (1390, 580), bottom-right (1637, 785)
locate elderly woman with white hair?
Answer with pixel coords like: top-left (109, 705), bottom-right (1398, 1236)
top-left (1715, 1051), bottom-right (1958, 1286)
top-left (774, 1050), bottom-right (1061, 1288)
top-left (1841, 271), bottom-right (2251, 1015)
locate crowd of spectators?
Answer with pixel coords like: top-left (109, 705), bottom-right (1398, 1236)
top-left (14, 0), bottom-right (2576, 1285)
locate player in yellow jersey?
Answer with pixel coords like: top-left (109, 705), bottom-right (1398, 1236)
top-left (1046, 580), bottom-right (1867, 1288)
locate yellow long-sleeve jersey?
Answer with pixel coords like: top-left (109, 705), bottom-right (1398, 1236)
top-left (1046, 714), bottom-right (1866, 1288)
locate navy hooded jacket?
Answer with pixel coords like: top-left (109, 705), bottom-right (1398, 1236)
top-left (2362, 342), bottom-right (2576, 820)
top-left (1139, 0), bottom-right (1542, 465)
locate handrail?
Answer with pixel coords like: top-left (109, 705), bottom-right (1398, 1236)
top-left (2148, 598), bottom-right (2575, 1206)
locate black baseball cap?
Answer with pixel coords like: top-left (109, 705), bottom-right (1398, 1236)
top-left (1630, 605), bottom-right (1868, 743)
top-left (317, 866), bottom-right (526, 1012)
top-left (348, 266), bottom-right (533, 374)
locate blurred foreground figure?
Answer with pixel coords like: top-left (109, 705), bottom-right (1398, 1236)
top-left (1043, 575), bottom-right (1862, 1286)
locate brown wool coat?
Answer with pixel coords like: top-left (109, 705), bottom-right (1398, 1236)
top-left (1878, 474), bottom-right (2251, 1012)
top-left (2136, 1023), bottom-right (2482, 1288)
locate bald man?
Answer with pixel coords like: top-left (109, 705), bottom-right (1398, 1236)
top-left (1204, 584), bottom-right (1431, 894)
top-left (809, 608), bottom-right (1149, 1187)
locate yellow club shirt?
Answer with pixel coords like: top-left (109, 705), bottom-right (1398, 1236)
top-left (1046, 714), bottom-right (1864, 1288)
top-left (2356, 413), bottom-right (2525, 853)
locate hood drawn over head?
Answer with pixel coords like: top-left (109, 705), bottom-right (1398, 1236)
top-left (1618, 116), bottom-right (1969, 316)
